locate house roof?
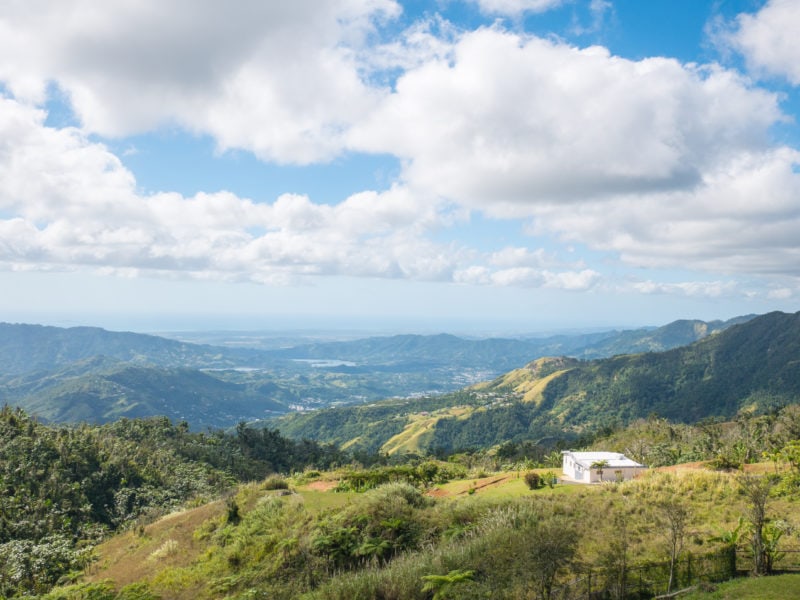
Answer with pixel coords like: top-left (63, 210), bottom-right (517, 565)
top-left (562, 451), bottom-right (644, 469)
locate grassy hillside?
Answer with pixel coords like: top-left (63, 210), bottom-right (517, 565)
top-left (43, 461), bottom-right (800, 600)
top-left (0, 407), bottom-right (343, 597)
top-left (2, 403), bottom-right (799, 598)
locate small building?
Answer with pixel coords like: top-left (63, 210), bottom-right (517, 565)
top-left (561, 450), bottom-right (646, 483)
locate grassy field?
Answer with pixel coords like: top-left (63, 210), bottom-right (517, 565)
top-left (682, 573), bottom-right (800, 599)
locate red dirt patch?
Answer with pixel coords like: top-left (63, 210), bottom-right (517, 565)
top-left (458, 474), bottom-right (511, 494)
top-left (426, 474), bottom-right (512, 498)
top-left (306, 480), bottom-right (338, 491)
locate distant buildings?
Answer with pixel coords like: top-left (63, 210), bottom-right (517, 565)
top-left (561, 450), bottom-right (646, 483)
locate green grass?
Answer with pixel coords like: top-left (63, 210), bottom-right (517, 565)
top-left (428, 470), bottom-right (591, 500)
top-left (296, 489), bottom-right (355, 512)
top-left (682, 573), bottom-right (800, 599)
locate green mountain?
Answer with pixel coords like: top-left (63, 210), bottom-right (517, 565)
top-left (566, 314), bottom-right (755, 359)
top-left (271, 311), bottom-right (800, 453)
top-left (0, 315), bottom-right (756, 428)
top-left (0, 359), bottom-right (287, 428)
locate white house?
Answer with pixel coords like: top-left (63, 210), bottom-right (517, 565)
top-left (561, 451), bottom-right (646, 483)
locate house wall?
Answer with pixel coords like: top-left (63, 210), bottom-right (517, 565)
top-left (586, 466), bottom-right (645, 483)
top-left (562, 455), bottom-right (588, 481)
top-left (562, 454), bottom-right (646, 483)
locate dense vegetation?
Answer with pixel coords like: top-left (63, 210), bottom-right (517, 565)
top-left (0, 407), bottom-right (343, 596)
top-left (1, 403), bottom-right (799, 597)
top-left (35, 437), bottom-right (800, 600)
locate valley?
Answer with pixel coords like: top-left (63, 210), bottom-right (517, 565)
top-left (0, 314), bottom-right (755, 430)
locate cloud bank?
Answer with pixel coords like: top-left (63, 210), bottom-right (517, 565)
top-left (0, 0), bottom-right (799, 300)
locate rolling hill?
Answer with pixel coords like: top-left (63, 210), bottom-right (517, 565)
top-left (271, 311), bottom-right (800, 453)
top-left (0, 314), bottom-right (757, 428)
top-left (0, 322), bottom-right (276, 375)
top-left (0, 359), bottom-right (288, 428)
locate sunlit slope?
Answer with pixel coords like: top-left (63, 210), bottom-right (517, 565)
top-left (473, 356), bottom-right (578, 405)
top-left (274, 311), bottom-right (800, 453)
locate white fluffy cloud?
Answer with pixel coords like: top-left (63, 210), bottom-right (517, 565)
top-left (630, 280), bottom-right (738, 298)
top-left (351, 28), bottom-right (782, 209)
top-left (0, 96), bottom-right (593, 290)
top-left (727, 0), bottom-right (800, 85)
top-left (350, 25), bottom-right (800, 280)
top-left (0, 0), bottom-right (399, 163)
top-left (466, 0), bottom-right (566, 16)
top-left (0, 96), bottom-right (434, 280)
top-left (2, 1), bottom-right (800, 298)
top-left (529, 147), bottom-right (800, 276)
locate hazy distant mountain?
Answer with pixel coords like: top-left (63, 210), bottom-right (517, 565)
top-left (564, 315), bottom-right (756, 359)
top-left (0, 322), bottom-right (277, 376)
top-left (268, 314), bottom-right (755, 368)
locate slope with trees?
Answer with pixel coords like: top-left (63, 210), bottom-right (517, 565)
top-left (272, 311), bottom-right (800, 454)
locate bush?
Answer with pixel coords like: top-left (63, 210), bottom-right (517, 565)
top-left (524, 471), bottom-right (542, 490)
top-left (263, 475), bottom-right (290, 490)
top-left (225, 497), bottom-right (241, 525)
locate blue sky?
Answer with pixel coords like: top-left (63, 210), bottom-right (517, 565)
top-left (1, 0), bottom-right (799, 334)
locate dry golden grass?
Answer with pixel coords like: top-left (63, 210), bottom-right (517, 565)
top-left (380, 406), bottom-right (474, 455)
top-left (85, 499), bottom-right (225, 592)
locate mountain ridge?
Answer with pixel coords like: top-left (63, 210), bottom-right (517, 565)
top-left (271, 311), bottom-right (800, 453)
top-left (0, 313), bottom-right (760, 429)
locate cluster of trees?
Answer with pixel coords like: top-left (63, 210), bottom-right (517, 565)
top-left (594, 405), bottom-right (800, 469)
top-left (0, 407), bottom-right (343, 597)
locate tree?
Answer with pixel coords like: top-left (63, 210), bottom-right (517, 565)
top-left (524, 471), bottom-right (542, 490)
top-left (591, 459), bottom-right (609, 482)
top-left (738, 475), bottom-right (774, 575)
top-left (602, 510), bottom-right (630, 600)
top-left (656, 496), bottom-right (690, 593)
top-left (527, 516), bottom-right (579, 600)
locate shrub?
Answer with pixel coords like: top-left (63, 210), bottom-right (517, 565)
top-left (149, 539), bottom-right (179, 561)
top-left (225, 497), bottom-right (241, 525)
top-left (542, 471), bottom-right (558, 488)
top-left (524, 471), bottom-right (542, 490)
top-left (263, 475), bottom-right (290, 490)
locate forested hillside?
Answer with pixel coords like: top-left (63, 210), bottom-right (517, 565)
top-left (0, 359), bottom-right (289, 429)
top-left (27, 406), bottom-right (800, 600)
top-left (272, 311), bottom-right (800, 453)
top-left (0, 406), bottom-right (343, 597)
